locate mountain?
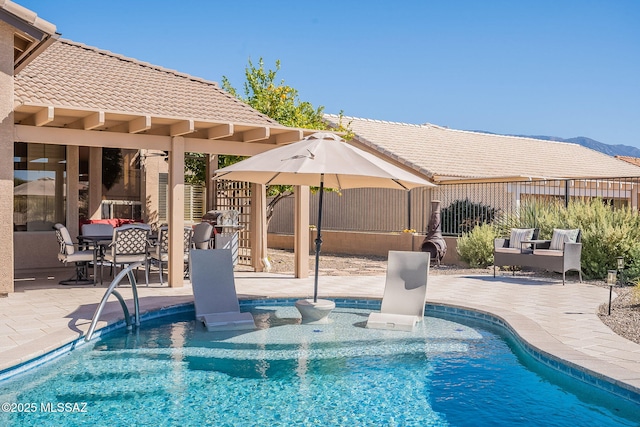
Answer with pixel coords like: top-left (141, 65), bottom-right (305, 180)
top-left (472, 131), bottom-right (640, 158)
top-left (520, 135), bottom-right (640, 158)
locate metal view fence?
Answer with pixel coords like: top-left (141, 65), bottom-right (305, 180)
top-left (267, 176), bottom-right (640, 236)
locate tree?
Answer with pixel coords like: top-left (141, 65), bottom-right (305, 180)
top-left (211, 58), bottom-right (351, 224)
top-left (222, 58), bottom-right (326, 129)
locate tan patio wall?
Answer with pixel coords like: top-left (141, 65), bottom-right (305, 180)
top-left (1, 22), bottom-right (14, 294)
top-left (14, 231), bottom-right (60, 271)
top-left (268, 231), bottom-right (461, 265)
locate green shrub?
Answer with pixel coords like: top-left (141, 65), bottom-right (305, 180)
top-left (563, 199), bottom-right (640, 280)
top-left (441, 199), bottom-right (497, 235)
top-left (493, 197), bottom-right (640, 280)
top-left (457, 223), bottom-right (497, 268)
top-left (494, 198), bottom-right (564, 238)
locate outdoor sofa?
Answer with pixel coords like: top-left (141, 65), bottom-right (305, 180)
top-left (494, 228), bottom-right (583, 285)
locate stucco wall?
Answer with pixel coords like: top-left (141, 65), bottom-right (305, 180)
top-left (268, 231), bottom-right (462, 265)
top-left (0, 22), bottom-right (15, 294)
top-left (14, 231), bottom-right (60, 271)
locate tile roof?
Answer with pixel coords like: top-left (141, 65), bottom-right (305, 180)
top-left (616, 156), bottom-right (640, 167)
top-left (14, 39), bottom-right (278, 126)
top-left (325, 115), bottom-right (640, 181)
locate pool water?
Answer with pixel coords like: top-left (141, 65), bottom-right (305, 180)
top-left (1, 304), bottom-right (638, 427)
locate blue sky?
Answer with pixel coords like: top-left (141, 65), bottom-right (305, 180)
top-left (15, 0), bottom-right (640, 148)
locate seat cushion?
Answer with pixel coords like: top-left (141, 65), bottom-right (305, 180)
top-left (150, 253), bottom-right (169, 262)
top-left (495, 247), bottom-right (522, 254)
top-left (508, 228), bottom-right (535, 249)
top-left (63, 250), bottom-right (94, 263)
top-left (104, 254), bottom-right (146, 264)
top-left (533, 249), bottom-right (564, 257)
top-left (549, 229), bottom-right (580, 250)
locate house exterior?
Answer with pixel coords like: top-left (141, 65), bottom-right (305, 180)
top-left (324, 115), bottom-right (640, 182)
top-left (2, 1), bottom-right (318, 294)
top-left (267, 116), bottom-right (640, 239)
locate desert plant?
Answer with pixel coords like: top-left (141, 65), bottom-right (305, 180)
top-left (456, 223), bottom-right (498, 268)
top-left (564, 198), bottom-right (640, 280)
top-left (493, 198), bottom-right (563, 238)
top-left (495, 197), bottom-right (640, 280)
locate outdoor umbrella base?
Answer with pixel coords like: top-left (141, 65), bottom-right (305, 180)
top-left (295, 298), bottom-right (335, 324)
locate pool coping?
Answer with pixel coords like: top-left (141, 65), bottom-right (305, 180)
top-left (1, 296), bottom-right (638, 405)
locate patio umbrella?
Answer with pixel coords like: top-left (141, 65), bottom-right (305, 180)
top-left (215, 132), bottom-right (435, 303)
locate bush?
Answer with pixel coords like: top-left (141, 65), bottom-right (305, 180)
top-left (563, 199), bottom-right (640, 280)
top-left (493, 198), bottom-right (640, 280)
top-left (457, 223), bottom-right (497, 268)
top-left (494, 198), bottom-right (564, 238)
top-left (441, 199), bottom-right (497, 235)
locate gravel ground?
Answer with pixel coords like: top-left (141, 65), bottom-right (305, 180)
top-left (265, 248), bottom-right (640, 345)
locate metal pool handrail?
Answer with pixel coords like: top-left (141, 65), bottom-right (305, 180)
top-left (85, 262), bottom-right (141, 342)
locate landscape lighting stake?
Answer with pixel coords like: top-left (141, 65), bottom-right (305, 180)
top-left (607, 269), bottom-right (617, 315)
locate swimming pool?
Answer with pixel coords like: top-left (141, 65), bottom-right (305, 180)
top-left (1, 301), bottom-right (639, 426)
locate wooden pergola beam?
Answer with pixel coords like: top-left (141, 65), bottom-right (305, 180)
top-left (170, 119), bottom-right (194, 137)
top-left (22, 106), bottom-right (54, 126)
top-left (128, 115), bottom-right (151, 134)
top-left (15, 124), bottom-right (171, 150)
top-left (242, 126), bottom-right (269, 143)
top-left (83, 111), bottom-right (105, 130)
top-left (207, 123), bottom-right (234, 139)
top-left (275, 129), bottom-right (303, 144)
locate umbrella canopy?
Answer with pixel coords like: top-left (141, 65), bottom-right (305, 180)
top-left (215, 132), bottom-right (436, 303)
top-left (215, 132), bottom-right (434, 190)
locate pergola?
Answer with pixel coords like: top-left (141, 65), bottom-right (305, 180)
top-left (14, 106), bottom-right (315, 287)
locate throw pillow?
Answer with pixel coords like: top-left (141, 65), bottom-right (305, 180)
top-left (509, 228), bottom-right (535, 249)
top-left (549, 229), bottom-right (580, 250)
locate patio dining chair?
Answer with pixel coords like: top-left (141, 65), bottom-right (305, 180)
top-left (102, 224), bottom-right (151, 286)
top-left (54, 223), bottom-right (95, 285)
top-left (149, 226), bottom-right (192, 285)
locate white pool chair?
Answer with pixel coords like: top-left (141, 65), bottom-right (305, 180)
top-left (190, 249), bottom-right (255, 332)
top-left (366, 251), bottom-right (430, 331)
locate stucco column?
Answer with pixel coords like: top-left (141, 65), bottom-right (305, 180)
top-left (0, 22), bottom-right (14, 295)
top-left (206, 154), bottom-right (218, 211)
top-left (294, 185), bottom-right (310, 278)
top-left (141, 150), bottom-right (161, 228)
top-left (88, 147), bottom-right (102, 219)
top-left (168, 136), bottom-right (185, 287)
top-left (66, 145), bottom-right (80, 235)
top-left (250, 183), bottom-right (267, 272)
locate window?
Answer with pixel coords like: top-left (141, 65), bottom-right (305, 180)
top-left (14, 143), bottom-right (66, 231)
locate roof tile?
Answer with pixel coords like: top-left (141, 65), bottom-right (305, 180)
top-left (325, 115), bottom-right (640, 180)
top-left (14, 39), bottom-right (277, 126)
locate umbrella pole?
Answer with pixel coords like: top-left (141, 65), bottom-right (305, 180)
top-left (313, 175), bottom-right (325, 303)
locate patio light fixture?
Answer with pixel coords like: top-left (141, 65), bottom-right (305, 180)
top-left (607, 269), bottom-right (617, 315)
